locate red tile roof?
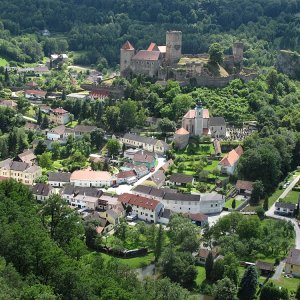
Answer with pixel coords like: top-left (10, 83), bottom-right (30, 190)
top-left (121, 41), bottom-right (134, 50)
top-left (147, 43), bottom-right (159, 51)
top-left (25, 90), bottom-right (47, 97)
top-left (118, 193), bottom-right (160, 210)
top-left (71, 170), bottom-right (113, 181)
top-left (117, 170), bottom-right (137, 179)
top-left (219, 146), bottom-right (243, 167)
top-left (51, 108), bottom-right (69, 114)
top-left (132, 50), bottom-right (160, 61)
top-left (175, 127), bottom-right (189, 135)
top-left (236, 180), bottom-right (254, 191)
top-left (183, 108), bottom-right (209, 119)
top-left (90, 90), bottom-right (110, 97)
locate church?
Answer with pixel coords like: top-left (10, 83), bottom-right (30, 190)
top-left (174, 102), bottom-right (226, 149)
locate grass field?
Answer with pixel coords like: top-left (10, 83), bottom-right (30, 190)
top-left (283, 190), bottom-right (300, 204)
top-left (101, 252), bottom-right (154, 269)
top-left (224, 198), bottom-right (243, 209)
top-left (271, 275), bottom-right (300, 292)
top-left (196, 265), bottom-right (206, 285)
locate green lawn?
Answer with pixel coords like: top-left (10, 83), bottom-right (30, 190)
top-left (271, 275), bottom-right (300, 292)
top-left (66, 121), bottom-right (78, 128)
top-left (101, 252), bottom-right (154, 269)
top-left (0, 57), bottom-right (8, 67)
top-left (196, 265), bottom-right (206, 285)
top-left (269, 187), bottom-right (284, 206)
top-left (283, 190), bottom-right (300, 204)
top-left (203, 160), bottom-right (219, 172)
top-left (224, 198), bottom-right (243, 209)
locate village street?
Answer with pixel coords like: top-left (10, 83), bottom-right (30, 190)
top-left (106, 157), bottom-right (166, 195)
top-left (266, 175), bottom-right (300, 249)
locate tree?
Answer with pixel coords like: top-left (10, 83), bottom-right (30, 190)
top-left (154, 224), bottom-right (164, 262)
top-left (34, 140), bottom-right (47, 155)
top-left (91, 128), bottom-right (105, 150)
top-left (20, 284), bottom-right (57, 300)
top-left (158, 117), bottom-right (176, 134)
top-left (38, 152), bottom-right (53, 169)
top-left (41, 194), bottom-right (84, 247)
top-left (251, 180), bottom-right (265, 205)
top-left (238, 266), bottom-right (258, 300)
top-left (213, 277), bottom-right (238, 300)
top-left (159, 246), bottom-right (197, 288)
top-left (205, 251), bottom-right (214, 281)
top-left (37, 108), bottom-right (43, 125)
top-left (232, 199), bottom-right (236, 209)
top-left (106, 139), bottom-right (120, 157)
top-left (211, 258), bottom-right (225, 282)
top-left (208, 43), bottom-right (224, 65)
top-left (260, 282), bottom-right (289, 300)
top-left (168, 214), bottom-right (199, 252)
top-left (263, 198), bottom-right (269, 211)
top-left (41, 115), bottom-right (49, 129)
top-left (171, 94), bottom-right (194, 121)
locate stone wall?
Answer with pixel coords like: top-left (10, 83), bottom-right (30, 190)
top-left (277, 50), bottom-right (300, 79)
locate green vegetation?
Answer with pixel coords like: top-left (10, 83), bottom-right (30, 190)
top-left (0, 57), bottom-right (8, 66)
top-left (224, 198), bottom-right (242, 209)
top-left (283, 190), bottom-right (300, 204)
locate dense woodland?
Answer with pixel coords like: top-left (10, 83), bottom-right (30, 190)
top-left (0, 0), bottom-right (299, 66)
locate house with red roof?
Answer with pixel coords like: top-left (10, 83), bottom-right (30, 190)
top-left (118, 193), bottom-right (163, 223)
top-left (49, 107), bottom-right (70, 125)
top-left (218, 145), bottom-right (244, 175)
top-left (25, 90), bottom-right (47, 101)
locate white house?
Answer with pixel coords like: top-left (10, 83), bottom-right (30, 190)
top-left (47, 125), bottom-right (73, 141)
top-left (31, 183), bottom-right (54, 202)
top-left (120, 133), bottom-right (169, 154)
top-left (49, 108), bottom-right (70, 125)
top-left (116, 170), bottom-right (137, 184)
top-left (118, 193), bottom-right (163, 223)
top-left (48, 172), bottom-right (71, 187)
top-left (218, 145), bottom-right (243, 175)
top-left (62, 185), bottom-right (103, 210)
top-left (275, 202), bottom-right (295, 216)
top-left (70, 170), bottom-right (115, 187)
top-left (132, 185), bottom-right (225, 214)
top-left (66, 93), bottom-right (88, 101)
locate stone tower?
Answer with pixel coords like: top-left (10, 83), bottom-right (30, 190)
top-left (120, 41), bottom-right (135, 76)
top-left (166, 31), bottom-right (182, 65)
top-left (194, 100), bottom-right (204, 136)
top-left (232, 42), bottom-right (244, 64)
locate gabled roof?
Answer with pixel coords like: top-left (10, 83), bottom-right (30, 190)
top-left (31, 183), bottom-right (52, 196)
top-left (183, 108), bottom-right (210, 119)
top-left (51, 108), bottom-right (69, 115)
top-left (118, 193), bottom-right (160, 210)
top-left (198, 248), bottom-right (217, 259)
top-left (49, 125), bottom-right (67, 135)
top-left (169, 173), bottom-right (193, 184)
top-left (287, 248), bottom-right (300, 266)
top-left (133, 152), bottom-right (155, 164)
top-left (255, 261), bottom-right (274, 271)
top-left (209, 117), bottom-right (226, 127)
top-left (25, 90), bottom-right (47, 97)
top-left (188, 213), bottom-right (208, 222)
top-left (147, 42), bottom-right (159, 51)
top-left (132, 50), bottom-right (160, 61)
top-left (219, 146), bottom-right (243, 167)
top-left (117, 170), bottom-right (137, 179)
top-left (70, 170), bottom-right (112, 182)
top-left (48, 172), bottom-right (71, 182)
top-left (159, 159), bottom-right (174, 172)
top-left (149, 170), bottom-right (165, 186)
top-left (0, 99), bottom-right (17, 108)
top-left (275, 202), bottom-right (296, 210)
top-left (74, 125), bottom-right (97, 133)
top-left (123, 133), bottom-right (169, 149)
top-left (236, 180), bottom-right (254, 191)
top-left (15, 149), bottom-right (36, 164)
top-left (121, 41), bottom-right (134, 50)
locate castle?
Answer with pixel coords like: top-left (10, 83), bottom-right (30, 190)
top-left (120, 31), bottom-right (257, 87)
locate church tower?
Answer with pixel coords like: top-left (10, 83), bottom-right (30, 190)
top-left (194, 100), bottom-right (204, 136)
top-left (120, 41), bottom-right (135, 76)
top-left (166, 31), bottom-right (182, 65)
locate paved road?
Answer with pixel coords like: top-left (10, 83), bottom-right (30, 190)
top-left (208, 211), bottom-right (230, 226)
top-left (272, 259), bottom-right (286, 280)
top-left (106, 157), bottom-right (166, 195)
top-left (266, 174), bottom-right (300, 249)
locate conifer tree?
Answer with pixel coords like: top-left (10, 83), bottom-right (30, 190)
top-left (154, 224), bottom-right (164, 262)
top-left (238, 266), bottom-right (258, 300)
top-left (205, 251), bottom-right (214, 281)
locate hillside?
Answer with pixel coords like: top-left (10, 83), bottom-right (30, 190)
top-left (0, 0), bottom-right (299, 67)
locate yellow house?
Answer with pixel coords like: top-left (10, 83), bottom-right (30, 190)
top-left (285, 248), bottom-right (300, 277)
top-left (0, 159), bottom-right (42, 185)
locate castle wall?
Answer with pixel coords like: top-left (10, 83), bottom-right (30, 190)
top-left (120, 48), bottom-right (135, 75)
top-left (131, 59), bottom-right (161, 77)
top-left (166, 31), bottom-right (182, 65)
top-left (277, 50), bottom-right (300, 79)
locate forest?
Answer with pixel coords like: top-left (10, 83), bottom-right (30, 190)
top-left (0, 0), bottom-right (299, 66)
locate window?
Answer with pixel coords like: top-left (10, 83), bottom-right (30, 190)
top-left (150, 215), bottom-right (153, 218)
top-left (215, 204), bottom-right (218, 207)
top-left (211, 204), bottom-right (213, 207)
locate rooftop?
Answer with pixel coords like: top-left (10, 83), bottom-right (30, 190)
top-left (169, 173), bottom-right (194, 184)
top-left (48, 172), bottom-right (71, 182)
top-left (70, 170), bottom-right (113, 181)
top-left (219, 146), bottom-right (243, 167)
top-left (118, 193), bottom-right (160, 210)
top-left (132, 50), bottom-right (161, 61)
top-left (287, 248), bottom-right (300, 266)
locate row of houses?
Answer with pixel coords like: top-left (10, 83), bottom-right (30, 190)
top-left (47, 124), bottom-right (97, 140)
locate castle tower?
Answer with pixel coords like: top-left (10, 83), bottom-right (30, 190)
top-left (120, 41), bottom-right (135, 76)
top-left (232, 42), bottom-right (244, 64)
top-left (194, 100), bottom-right (204, 136)
top-left (166, 31), bottom-right (182, 65)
